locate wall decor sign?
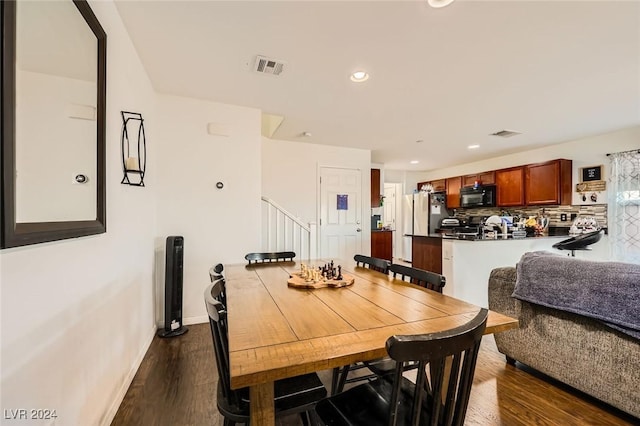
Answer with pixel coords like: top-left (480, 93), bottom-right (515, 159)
top-left (580, 165), bottom-right (602, 182)
top-left (337, 194), bottom-right (348, 210)
top-left (576, 181), bottom-right (606, 192)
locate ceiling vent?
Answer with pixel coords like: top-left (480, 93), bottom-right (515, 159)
top-left (254, 55), bottom-right (285, 76)
top-left (490, 129), bottom-right (522, 138)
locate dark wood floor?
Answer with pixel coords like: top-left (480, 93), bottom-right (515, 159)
top-left (112, 323), bottom-right (638, 426)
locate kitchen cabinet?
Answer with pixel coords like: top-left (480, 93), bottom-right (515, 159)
top-left (462, 171), bottom-right (495, 187)
top-left (411, 236), bottom-right (442, 274)
top-left (371, 168), bottom-right (381, 207)
top-left (418, 179), bottom-right (446, 193)
top-left (525, 159), bottom-right (572, 205)
top-left (496, 167), bottom-right (525, 207)
top-left (371, 230), bottom-right (393, 261)
top-left (445, 176), bottom-right (461, 209)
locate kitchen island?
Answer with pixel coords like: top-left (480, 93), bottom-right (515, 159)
top-left (410, 235), bottom-right (443, 274)
top-left (441, 234), bottom-right (611, 308)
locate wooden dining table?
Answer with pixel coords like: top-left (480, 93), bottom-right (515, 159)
top-left (224, 259), bottom-right (518, 426)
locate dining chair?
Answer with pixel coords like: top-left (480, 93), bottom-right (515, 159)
top-left (353, 254), bottom-right (390, 273)
top-left (204, 282), bottom-right (326, 425)
top-left (388, 263), bottom-right (446, 293)
top-left (244, 251), bottom-right (296, 265)
top-left (359, 264), bottom-right (448, 381)
top-left (209, 263), bottom-right (224, 282)
top-left (317, 308), bottom-right (489, 426)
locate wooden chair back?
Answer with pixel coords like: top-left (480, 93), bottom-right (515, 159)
top-left (388, 263), bottom-right (446, 293)
top-left (245, 251), bottom-right (296, 264)
top-left (204, 281), bottom-right (236, 404)
top-left (385, 308), bottom-right (488, 426)
top-left (353, 254), bottom-right (390, 274)
top-left (316, 309), bottom-right (488, 426)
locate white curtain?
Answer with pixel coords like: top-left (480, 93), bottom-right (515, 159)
top-left (608, 150), bottom-right (640, 263)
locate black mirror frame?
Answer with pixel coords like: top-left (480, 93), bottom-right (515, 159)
top-left (1, 0), bottom-right (107, 248)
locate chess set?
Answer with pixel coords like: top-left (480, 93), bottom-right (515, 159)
top-left (288, 261), bottom-right (355, 289)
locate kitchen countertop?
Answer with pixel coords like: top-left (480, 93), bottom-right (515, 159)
top-left (442, 234), bottom-right (569, 242)
top-left (372, 229), bottom-right (394, 232)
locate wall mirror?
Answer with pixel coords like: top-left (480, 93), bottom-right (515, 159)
top-left (1, 0), bottom-right (106, 248)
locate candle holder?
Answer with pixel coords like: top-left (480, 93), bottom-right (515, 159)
top-left (120, 111), bottom-right (146, 186)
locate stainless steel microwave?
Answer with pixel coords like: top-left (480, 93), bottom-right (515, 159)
top-left (460, 185), bottom-right (496, 208)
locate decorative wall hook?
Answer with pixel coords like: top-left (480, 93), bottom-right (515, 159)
top-left (120, 111), bottom-right (146, 186)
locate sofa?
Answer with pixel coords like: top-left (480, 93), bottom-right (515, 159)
top-left (488, 257), bottom-right (640, 419)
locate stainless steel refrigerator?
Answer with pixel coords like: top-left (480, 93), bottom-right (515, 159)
top-left (402, 192), bottom-right (429, 262)
top-left (428, 192), bottom-right (448, 234)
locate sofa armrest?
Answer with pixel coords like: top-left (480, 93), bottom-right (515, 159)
top-left (488, 267), bottom-right (519, 318)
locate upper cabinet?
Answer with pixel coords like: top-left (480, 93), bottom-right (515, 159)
top-left (462, 171), bottom-right (495, 187)
top-left (496, 167), bottom-right (525, 207)
top-left (431, 179), bottom-right (446, 192)
top-left (417, 179), bottom-right (446, 193)
top-left (423, 159), bottom-right (572, 208)
top-left (446, 176), bottom-right (462, 208)
top-left (525, 159), bottom-right (572, 206)
top-left (371, 169), bottom-right (381, 207)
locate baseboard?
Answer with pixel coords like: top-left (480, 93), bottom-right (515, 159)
top-left (101, 324), bottom-right (156, 426)
top-left (184, 315), bottom-right (208, 325)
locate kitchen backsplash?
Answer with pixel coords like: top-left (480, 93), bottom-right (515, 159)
top-left (453, 204), bottom-right (608, 228)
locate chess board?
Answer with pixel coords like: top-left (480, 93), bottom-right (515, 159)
top-left (287, 272), bottom-right (355, 289)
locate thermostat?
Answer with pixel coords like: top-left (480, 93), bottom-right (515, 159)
top-left (74, 174), bottom-right (89, 184)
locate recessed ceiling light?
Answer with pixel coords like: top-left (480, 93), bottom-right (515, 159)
top-left (468, 144), bottom-right (480, 149)
top-left (350, 71), bottom-right (369, 82)
top-left (415, 139), bottom-right (424, 144)
top-left (410, 160), bottom-right (420, 164)
top-left (428, 0), bottom-right (455, 8)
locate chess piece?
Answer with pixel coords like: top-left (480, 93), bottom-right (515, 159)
top-left (337, 265), bottom-right (343, 280)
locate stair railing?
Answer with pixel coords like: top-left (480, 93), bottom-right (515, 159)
top-left (261, 196), bottom-right (314, 260)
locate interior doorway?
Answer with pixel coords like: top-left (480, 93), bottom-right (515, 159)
top-left (383, 182), bottom-right (403, 259)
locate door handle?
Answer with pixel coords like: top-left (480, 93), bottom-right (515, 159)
top-left (356, 228), bottom-right (362, 232)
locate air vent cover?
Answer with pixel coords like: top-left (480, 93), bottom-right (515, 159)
top-left (254, 55), bottom-right (285, 76)
top-left (490, 129), bottom-right (521, 138)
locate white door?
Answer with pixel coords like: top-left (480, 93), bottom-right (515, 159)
top-left (320, 167), bottom-right (362, 261)
top-left (383, 184), bottom-right (397, 257)
top-left (383, 184), bottom-right (396, 228)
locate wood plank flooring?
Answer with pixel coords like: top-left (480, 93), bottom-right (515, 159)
top-left (111, 324), bottom-right (638, 426)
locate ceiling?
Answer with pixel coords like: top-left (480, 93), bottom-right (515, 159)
top-left (115, 0), bottom-right (640, 171)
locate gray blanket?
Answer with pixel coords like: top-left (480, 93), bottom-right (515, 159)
top-left (513, 251), bottom-right (640, 339)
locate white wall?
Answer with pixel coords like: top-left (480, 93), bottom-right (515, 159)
top-left (155, 95), bottom-right (262, 325)
top-left (413, 126), bottom-right (640, 205)
top-left (1, 1), bottom-right (158, 424)
top-left (261, 137), bottom-right (372, 255)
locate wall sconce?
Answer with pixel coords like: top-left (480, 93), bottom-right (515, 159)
top-left (120, 111), bottom-right (146, 186)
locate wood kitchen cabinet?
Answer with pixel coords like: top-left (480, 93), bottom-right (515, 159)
top-left (446, 176), bottom-right (462, 209)
top-left (411, 236), bottom-right (442, 274)
top-left (462, 171), bottom-right (495, 187)
top-left (371, 230), bottom-right (393, 261)
top-left (525, 159), bottom-right (572, 205)
top-left (371, 168), bottom-right (381, 207)
top-left (496, 167), bottom-right (525, 207)
top-left (417, 179), bottom-right (446, 193)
